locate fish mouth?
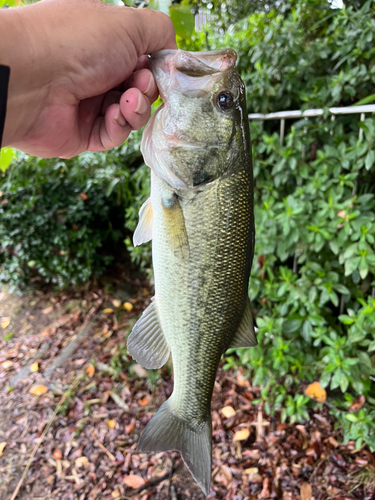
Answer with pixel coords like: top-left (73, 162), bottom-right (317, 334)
top-left (149, 49), bottom-right (237, 100)
top-left (150, 49), bottom-right (237, 75)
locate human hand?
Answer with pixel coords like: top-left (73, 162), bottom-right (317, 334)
top-left (0, 0), bottom-right (176, 158)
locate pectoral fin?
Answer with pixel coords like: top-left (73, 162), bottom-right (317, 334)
top-left (162, 193), bottom-right (189, 260)
top-left (127, 297), bottom-right (170, 369)
top-left (133, 198), bottom-right (153, 247)
top-left (229, 299), bottom-right (257, 349)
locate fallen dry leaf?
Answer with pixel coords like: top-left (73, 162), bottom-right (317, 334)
top-left (354, 457), bottom-right (368, 466)
top-left (305, 381), bottom-right (326, 402)
top-left (245, 467), bottom-right (259, 475)
top-left (221, 465), bottom-right (232, 482)
top-left (327, 436), bottom-right (340, 448)
top-left (107, 420), bottom-right (116, 429)
top-left (53, 449), bottom-right (63, 460)
top-left (112, 299), bottom-right (121, 308)
top-left (233, 428), bottom-right (250, 441)
top-left (236, 372), bottom-right (248, 387)
top-left (103, 308), bottom-right (114, 314)
top-left (0, 442), bottom-right (7, 457)
top-left (86, 364), bottom-right (95, 378)
top-left (42, 306), bottom-right (53, 315)
top-left (125, 418), bottom-right (136, 435)
top-left (139, 395), bottom-right (151, 406)
top-left (30, 362), bottom-right (39, 373)
top-left (349, 394), bottom-right (365, 412)
top-left (301, 482), bottom-right (312, 500)
top-left (1, 318), bottom-right (11, 329)
top-left (75, 456), bottom-right (89, 468)
top-left (123, 302), bottom-right (133, 311)
top-left (30, 384), bottom-right (48, 396)
top-left (123, 474), bottom-right (145, 489)
top-left (221, 406), bottom-right (236, 418)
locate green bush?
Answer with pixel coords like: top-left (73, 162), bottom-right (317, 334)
top-left (0, 132), bottom-right (150, 289)
top-left (204, 0), bottom-right (375, 448)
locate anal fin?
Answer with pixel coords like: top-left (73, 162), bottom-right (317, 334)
top-left (133, 198), bottom-right (153, 247)
top-left (127, 297), bottom-right (170, 369)
top-left (228, 299), bottom-right (257, 349)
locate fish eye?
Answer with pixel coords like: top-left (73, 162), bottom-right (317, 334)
top-left (216, 91), bottom-right (234, 111)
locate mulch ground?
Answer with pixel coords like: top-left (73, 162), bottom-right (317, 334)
top-left (0, 279), bottom-right (375, 500)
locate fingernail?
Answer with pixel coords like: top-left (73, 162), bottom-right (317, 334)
top-left (144, 75), bottom-right (153, 96)
top-left (135, 91), bottom-right (148, 115)
top-left (114, 104), bottom-right (127, 126)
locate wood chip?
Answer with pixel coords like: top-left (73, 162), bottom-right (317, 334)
top-left (133, 364), bottom-right (148, 378)
top-left (221, 406), bottom-right (236, 418)
top-left (110, 392), bottom-right (129, 411)
top-left (233, 428), bottom-right (250, 441)
top-left (75, 456), bottom-right (89, 468)
top-left (300, 482), bottom-right (312, 500)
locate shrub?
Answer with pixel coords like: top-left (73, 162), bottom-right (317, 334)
top-left (0, 132), bottom-right (150, 289)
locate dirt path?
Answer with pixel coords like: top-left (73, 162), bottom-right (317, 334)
top-left (0, 286), bottom-right (374, 500)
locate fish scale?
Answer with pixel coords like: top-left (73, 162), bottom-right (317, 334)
top-left (127, 48), bottom-right (256, 495)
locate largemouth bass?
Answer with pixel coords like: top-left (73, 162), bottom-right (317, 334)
top-left (127, 48), bottom-right (256, 495)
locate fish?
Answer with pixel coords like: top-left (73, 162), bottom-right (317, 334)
top-left (127, 48), bottom-right (256, 496)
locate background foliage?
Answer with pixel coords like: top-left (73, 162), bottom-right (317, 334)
top-left (1, 0), bottom-right (375, 448)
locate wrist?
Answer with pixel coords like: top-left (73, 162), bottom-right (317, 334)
top-left (0, 5), bottom-right (50, 147)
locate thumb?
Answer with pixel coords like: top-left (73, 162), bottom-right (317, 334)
top-left (126, 8), bottom-right (177, 55)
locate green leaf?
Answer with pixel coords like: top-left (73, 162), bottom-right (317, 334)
top-left (338, 314), bottom-right (354, 325)
top-left (170, 4), bottom-right (195, 40)
top-left (282, 319), bottom-right (302, 334)
top-left (351, 93), bottom-right (375, 106)
top-left (0, 147), bottom-right (15, 173)
top-left (345, 413), bottom-right (359, 423)
top-left (365, 150), bottom-right (375, 171)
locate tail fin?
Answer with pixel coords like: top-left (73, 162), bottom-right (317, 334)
top-left (138, 400), bottom-right (212, 496)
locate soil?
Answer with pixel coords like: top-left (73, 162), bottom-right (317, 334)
top-left (0, 283), bottom-right (375, 500)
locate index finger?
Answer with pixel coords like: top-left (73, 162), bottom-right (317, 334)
top-left (127, 8), bottom-right (177, 55)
